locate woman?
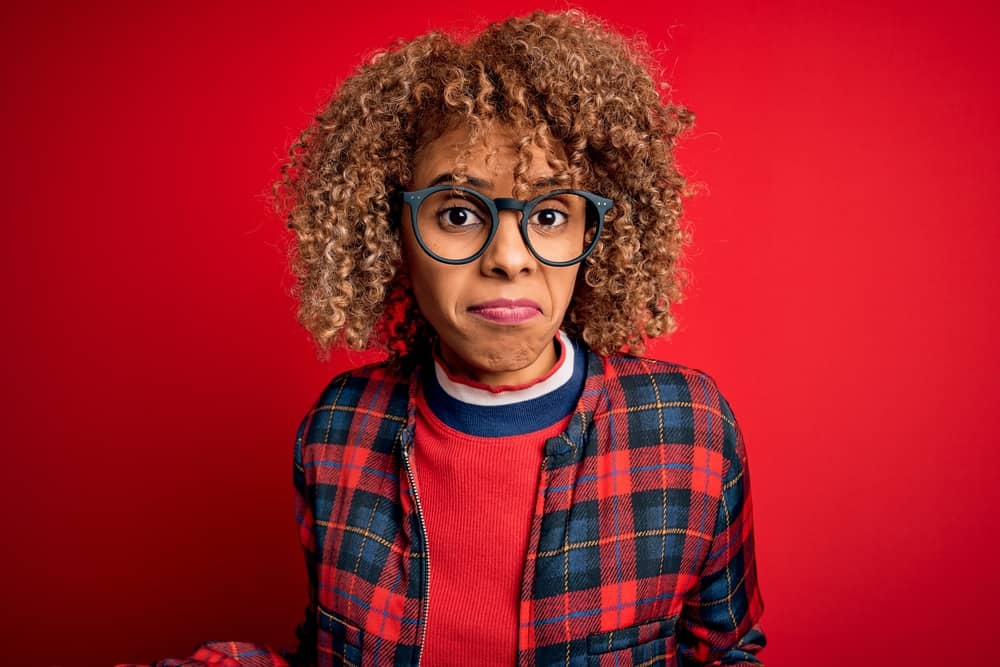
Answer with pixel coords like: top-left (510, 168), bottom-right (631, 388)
top-left (127, 9), bottom-right (766, 667)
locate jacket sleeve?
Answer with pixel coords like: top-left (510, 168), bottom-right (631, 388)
top-left (280, 409), bottom-right (320, 667)
top-left (115, 413), bottom-right (317, 667)
top-left (676, 389), bottom-right (767, 666)
top-left (115, 643), bottom-right (291, 667)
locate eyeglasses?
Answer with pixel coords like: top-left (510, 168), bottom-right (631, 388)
top-left (400, 185), bottom-right (612, 266)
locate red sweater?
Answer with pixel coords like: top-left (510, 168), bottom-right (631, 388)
top-left (411, 333), bottom-right (581, 664)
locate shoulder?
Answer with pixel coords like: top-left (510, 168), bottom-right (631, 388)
top-left (600, 351), bottom-right (729, 408)
top-left (296, 358), bottom-right (415, 447)
top-left (312, 358), bottom-right (412, 410)
top-left (598, 351), bottom-right (745, 462)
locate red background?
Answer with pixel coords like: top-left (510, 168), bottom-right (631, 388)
top-left (2, 1), bottom-right (997, 665)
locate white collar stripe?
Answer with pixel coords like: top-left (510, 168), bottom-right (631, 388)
top-left (433, 331), bottom-right (575, 407)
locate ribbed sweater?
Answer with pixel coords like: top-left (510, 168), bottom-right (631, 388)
top-left (412, 332), bottom-right (585, 665)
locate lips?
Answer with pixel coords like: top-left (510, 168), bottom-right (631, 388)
top-left (467, 298), bottom-right (542, 325)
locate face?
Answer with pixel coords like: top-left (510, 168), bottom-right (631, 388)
top-left (401, 123), bottom-right (581, 387)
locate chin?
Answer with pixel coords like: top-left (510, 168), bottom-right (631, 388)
top-left (478, 345), bottom-right (535, 371)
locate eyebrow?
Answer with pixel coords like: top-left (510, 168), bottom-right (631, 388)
top-left (426, 173), bottom-right (562, 189)
top-left (427, 173), bottom-right (490, 188)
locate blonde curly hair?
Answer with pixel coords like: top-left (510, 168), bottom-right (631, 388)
top-left (273, 9), bottom-right (695, 362)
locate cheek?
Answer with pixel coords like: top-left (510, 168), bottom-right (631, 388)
top-left (406, 257), bottom-right (457, 320)
top-left (554, 267), bottom-right (582, 310)
top-left (401, 229), bottom-right (436, 309)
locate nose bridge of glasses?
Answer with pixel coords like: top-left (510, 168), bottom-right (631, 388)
top-left (491, 197), bottom-right (531, 246)
top-left (491, 206), bottom-right (531, 247)
top-left (493, 197), bottom-right (529, 215)
top-left (485, 199), bottom-right (534, 265)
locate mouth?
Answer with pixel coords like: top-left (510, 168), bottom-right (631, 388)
top-left (467, 298), bottom-right (543, 325)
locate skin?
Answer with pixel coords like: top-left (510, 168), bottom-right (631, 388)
top-left (401, 123), bottom-right (581, 387)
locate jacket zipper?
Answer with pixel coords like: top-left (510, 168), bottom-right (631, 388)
top-left (400, 438), bottom-right (430, 667)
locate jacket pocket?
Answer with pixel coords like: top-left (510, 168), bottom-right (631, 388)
top-left (586, 615), bottom-right (679, 667)
top-left (316, 602), bottom-right (363, 667)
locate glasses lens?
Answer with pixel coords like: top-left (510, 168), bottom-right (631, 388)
top-left (525, 193), bottom-right (600, 264)
top-left (415, 189), bottom-right (492, 262)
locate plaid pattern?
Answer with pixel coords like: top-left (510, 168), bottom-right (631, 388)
top-left (116, 642), bottom-right (292, 667)
top-left (120, 345), bottom-right (765, 667)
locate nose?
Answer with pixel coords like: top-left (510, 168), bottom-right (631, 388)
top-left (480, 209), bottom-right (535, 278)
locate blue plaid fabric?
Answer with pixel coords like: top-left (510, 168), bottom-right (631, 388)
top-left (123, 342), bottom-right (766, 667)
top-left (285, 343), bottom-right (766, 666)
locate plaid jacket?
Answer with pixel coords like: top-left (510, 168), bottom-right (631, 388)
top-left (131, 345), bottom-right (766, 667)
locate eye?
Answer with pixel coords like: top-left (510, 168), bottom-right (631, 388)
top-left (438, 204), bottom-right (487, 228)
top-left (529, 207), bottom-right (569, 228)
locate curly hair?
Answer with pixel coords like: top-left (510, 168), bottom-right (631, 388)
top-left (272, 9), bottom-right (695, 362)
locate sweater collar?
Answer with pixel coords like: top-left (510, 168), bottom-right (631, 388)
top-left (431, 330), bottom-right (574, 406)
top-left (399, 337), bottom-right (606, 461)
top-left (421, 331), bottom-right (584, 437)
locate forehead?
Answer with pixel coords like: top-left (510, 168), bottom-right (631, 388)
top-left (411, 123), bottom-right (566, 186)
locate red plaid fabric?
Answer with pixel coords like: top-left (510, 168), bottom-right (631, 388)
top-left (120, 345), bottom-right (766, 666)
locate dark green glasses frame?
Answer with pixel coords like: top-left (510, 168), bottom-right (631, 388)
top-left (400, 185), bottom-right (613, 267)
